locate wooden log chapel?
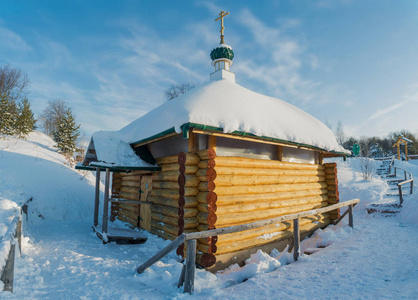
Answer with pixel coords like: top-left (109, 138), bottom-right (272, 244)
top-left (77, 10), bottom-right (349, 271)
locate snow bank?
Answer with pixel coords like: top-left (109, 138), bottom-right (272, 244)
top-left (118, 79), bottom-right (347, 154)
top-left (0, 132), bottom-right (98, 225)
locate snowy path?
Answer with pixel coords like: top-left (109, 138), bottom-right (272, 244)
top-left (3, 211), bottom-right (417, 299)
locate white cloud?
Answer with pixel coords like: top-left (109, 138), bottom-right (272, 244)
top-left (0, 26), bottom-right (31, 52)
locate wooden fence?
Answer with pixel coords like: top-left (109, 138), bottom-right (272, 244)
top-left (394, 167), bottom-right (414, 205)
top-left (136, 198), bottom-right (360, 294)
top-left (0, 198), bottom-right (31, 292)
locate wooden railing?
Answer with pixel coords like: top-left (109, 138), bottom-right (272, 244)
top-left (0, 198), bottom-right (31, 292)
top-left (394, 167), bottom-right (414, 205)
top-left (136, 198), bottom-right (360, 294)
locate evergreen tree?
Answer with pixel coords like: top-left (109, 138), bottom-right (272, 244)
top-left (0, 95), bottom-right (18, 136)
top-left (53, 108), bottom-right (80, 155)
top-left (15, 98), bottom-right (36, 138)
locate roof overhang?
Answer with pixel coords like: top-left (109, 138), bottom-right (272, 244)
top-left (130, 122), bottom-right (349, 157)
top-left (75, 162), bottom-right (160, 173)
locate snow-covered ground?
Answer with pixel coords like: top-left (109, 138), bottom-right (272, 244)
top-left (0, 133), bottom-right (417, 299)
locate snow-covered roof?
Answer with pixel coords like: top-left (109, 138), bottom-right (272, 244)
top-left (118, 79), bottom-right (347, 154)
top-left (84, 131), bottom-right (157, 169)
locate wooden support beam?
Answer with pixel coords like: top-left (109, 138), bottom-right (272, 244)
top-left (277, 146), bottom-right (283, 161)
top-left (94, 167), bottom-right (100, 227)
top-left (319, 152), bottom-right (324, 165)
top-left (102, 168), bottom-right (110, 234)
top-left (184, 239), bottom-right (196, 294)
top-left (293, 218), bottom-right (300, 262)
top-left (208, 135), bottom-right (217, 152)
top-left (188, 131), bottom-right (198, 152)
top-left (398, 184), bottom-right (404, 205)
top-left (348, 204), bottom-right (353, 228)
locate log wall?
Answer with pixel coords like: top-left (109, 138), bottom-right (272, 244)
top-left (149, 152), bottom-right (200, 256)
top-left (324, 162), bottom-right (340, 221)
top-left (195, 149), bottom-right (334, 268)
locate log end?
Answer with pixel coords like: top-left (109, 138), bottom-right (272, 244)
top-left (200, 253), bottom-right (216, 267)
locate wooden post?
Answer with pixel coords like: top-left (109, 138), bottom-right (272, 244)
top-left (293, 218), bottom-right (300, 262)
top-left (277, 146), bottom-right (283, 162)
top-left (394, 167), bottom-right (397, 177)
top-left (405, 141), bottom-right (408, 161)
top-left (398, 184), bottom-right (403, 205)
top-left (397, 144), bottom-right (400, 160)
top-left (411, 181), bottom-right (414, 195)
top-left (94, 167), bottom-right (101, 227)
top-left (348, 204), bottom-right (353, 228)
top-left (208, 135), bottom-right (217, 152)
top-left (318, 152), bottom-right (323, 165)
top-left (16, 219), bottom-right (22, 257)
top-left (188, 131), bottom-right (198, 152)
top-left (177, 264), bottom-right (186, 288)
top-left (1, 242), bottom-right (15, 292)
top-left (184, 239), bottom-right (196, 294)
top-left (102, 168), bottom-right (110, 234)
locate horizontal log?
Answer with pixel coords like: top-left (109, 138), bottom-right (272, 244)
top-left (149, 196), bottom-right (198, 208)
top-left (156, 153), bottom-right (200, 165)
top-left (120, 175), bottom-right (142, 181)
top-left (198, 195), bottom-right (328, 215)
top-left (117, 214), bottom-right (138, 228)
top-left (151, 213), bottom-right (198, 229)
top-left (211, 156), bottom-right (324, 171)
top-left (199, 182), bottom-right (327, 196)
top-left (328, 197), bottom-right (339, 204)
top-left (196, 149), bottom-right (216, 160)
top-left (178, 152), bottom-right (200, 165)
top-left (325, 174), bottom-right (336, 179)
top-left (152, 181), bottom-right (179, 190)
top-left (120, 186), bottom-right (141, 194)
top-left (150, 227), bottom-right (177, 241)
top-left (152, 171), bottom-right (180, 182)
top-left (197, 167), bottom-right (325, 179)
top-left (120, 180), bottom-right (142, 188)
top-left (151, 220), bottom-right (181, 237)
top-left (198, 175), bottom-right (325, 189)
top-left (199, 214), bottom-right (329, 246)
top-left (151, 204), bottom-right (198, 218)
top-left (198, 218), bottom-right (330, 255)
top-left (327, 185), bottom-right (337, 191)
top-left (118, 209), bottom-right (140, 221)
top-left (197, 202), bottom-right (328, 227)
top-left (152, 172), bottom-right (199, 187)
top-left (151, 187), bottom-right (199, 198)
top-left (119, 191), bottom-right (140, 201)
top-left (197, 188), bottom-right (328, 205)
top-left (161, 163), bottom-right (199, 174)
top-left (118, 203), bottom-right (139, 214)
top-left (325, 168), bottom-right (337, 175)
top-left (326, 179), bottom-right (338, 185)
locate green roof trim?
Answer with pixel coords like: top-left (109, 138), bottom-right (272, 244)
top-left (130, 122), bottom-right (349, 156)
top-left (75, 163), bottom-right (161, 172)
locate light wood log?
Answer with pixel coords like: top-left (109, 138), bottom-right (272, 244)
top-left (198, 219), bottom-right (330, 255)
top-left (151, 220), bottom-right (181, 237)
top-left (152, 181), bottom-right (179, 190)
top-left (152, 173), bottom-right (199, 187)
top-left (119, 192), bottom-right (140, 201)
top-left (211, 156), bottom-right (324, 170)
top-left (198, 175), bottom-right (325, 189)
top-left (161, 163), bottom-right (199, 174)
top-left (151, 213), bottom-right (199, 229)
top-left (197, 188), bottom-right (328, 205)
top-left (156, 154), bottom-right (180, 165)
top-left (152, 171), bottom-right (182, 182)
top-left (327, 185), bottom-right (337, 191)
top-left (120, 186), bottom-right (140, 194)
top-left (120, 175), bottom-right (142, 181)
top-left (149, 196), bottom-right (198, 208)
top-left (118, 209), bottom-right (140, 221)
top-left (151, 187), bottom-right (199, 198)
top-left (119, 203), bottom-right (139, 213)
top-left (326, 179), bottom-right (338, 185)
top-left (150, 227), bottom-right (177, 241)
top-left (197, 167), bottom-right (325, 178)
top-left (196, 149), bottom-right (216, 160)
top-left (151, 205), bottom-right (198, 218)
top-left (177, 152), bottom-right (200, 165)
top-left (325, 168), bottom-right (337, 175)
top-left (120, 181), bottom-right (142, 188)
top-left (198, 195), bottom-right (328, 215)
top-left (117, 214), bottom-right (138, 228)
top-left (197, 202), bottom-right (327, 227)
top-left (177, 174), bottom-right (200, 187)
top-left (198, 214), bottom-right (329, 246)
top-left (199, 182), bottom-right (326, 195)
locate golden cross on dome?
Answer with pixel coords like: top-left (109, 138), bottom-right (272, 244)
top-left (215, 10), bottom-right (230, 44)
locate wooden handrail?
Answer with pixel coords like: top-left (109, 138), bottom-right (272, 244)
top-left (185, 199), bottom-right (359, 240)
top-left (136, 199), bottom-right (360, 294)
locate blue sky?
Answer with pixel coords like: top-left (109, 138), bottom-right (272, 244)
top-left (2, 0), bottom-right (418, 139)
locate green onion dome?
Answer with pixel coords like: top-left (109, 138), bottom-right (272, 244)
top-left (210, 44), bottom-right (234, 61)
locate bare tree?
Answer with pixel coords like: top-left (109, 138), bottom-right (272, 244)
top-left (358, 157), bottom-right (375, 180)
top-left (0, 65), bottom-right (29, 102)
top-left (335, 120), bottom-right (345, 145)
top-left (39, 99), bottom-right (68, 136)
top-left (165, 83), bottom-right (195, 101)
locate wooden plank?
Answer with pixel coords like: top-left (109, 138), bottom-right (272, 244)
top-left (188, 131), bottom-right (198, 152)
top-left (140, 203), bottom-right (152, 231)
top-left (1, 243), bottom-right (15, 292)
top-left (348, 204), bottom-right (353, 228)
top-left (277, 146), bottom-right (283, 161)
top-left (136, 234), bottom-right (186, 274)
top-left (102, 168), bottom-right (110, 233)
